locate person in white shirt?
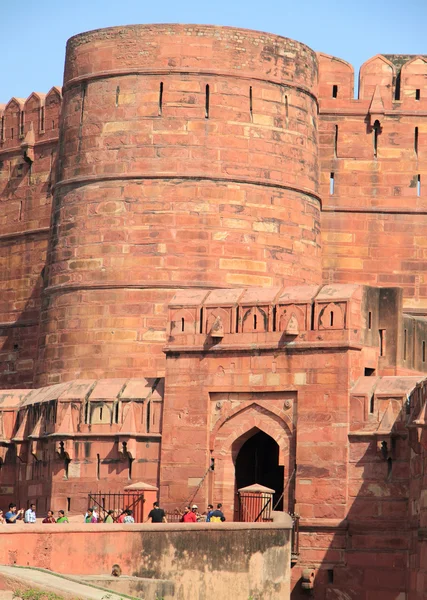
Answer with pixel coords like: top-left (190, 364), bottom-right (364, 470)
top-left (123, 509), bottom-right (135, 523)
top-left (24, 503), bottom-right (37, 524)
top-left (84, 506), bottom-right (99, 521)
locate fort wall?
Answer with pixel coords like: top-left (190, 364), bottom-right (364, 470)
top-left (318, 53), bottom-right (427, 313)
top-left (0, 88), bottom-right (61, 388)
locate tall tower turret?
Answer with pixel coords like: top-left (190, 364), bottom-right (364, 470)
top-left (36, 24), bottom-right (321, 385)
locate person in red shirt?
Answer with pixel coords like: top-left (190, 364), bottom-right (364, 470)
top-left (181, 505), bottom-right (197, 523)
top-left (117, 511), bottom-right (125, 523)
top-left (42, 510), bottom-right (56, 523)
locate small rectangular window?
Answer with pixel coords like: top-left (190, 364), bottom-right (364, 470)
top-left (368, 311), bottom-right (372, 330)
top-left (11, 127), bottom-right (14, 140)
top-left (40, 106), bottom-right (45, 132)
top-left (19, 111), bottom-right (24, 136)
top-left (379, 329), bottom-right (386, 357)
top-left (417, 174), bottom-right (421, 197)
top-left (146, 401), bottom-right (151, 433)
top-left (332, 85), bottom-right (338, 99)
top-left (416, 89), bottom-right (421, 101)
top-left (415, 127), bottom-right (419, 157)
top-left (373, 121), bottom-right (380, 159)
top-left (329, 172), bottom-right (335, 195)
top-left (334, 125), bottom-right (338, 158)
top-left (158, 82), bottom-right (163, 116)
top-left (404, 329), bottom-right (407, 361)
top-left (205, 84), bottom-right (210, 119)
top-left (423, 341), bottom-right (426, 363)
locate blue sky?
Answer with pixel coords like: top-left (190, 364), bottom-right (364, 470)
top-left (0, 0), bottom-right (425, 102)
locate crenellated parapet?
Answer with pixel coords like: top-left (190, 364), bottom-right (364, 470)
top-left (167, 284), bottom-right (367, 347)
top-left (318, 53), bottom-right (427, 110)
top-left (167, 284), bottom-right (427, 378)
top-left (0, 87), bottom-right (62, 151)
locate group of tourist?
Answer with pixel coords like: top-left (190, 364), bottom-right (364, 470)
top-left (84, 507), bottom-right (136, 523)
top-left (0, 501), bottom-right (226, 524)
top-left (180, 503), bottom-right (226, 523)
top-left (0, 503), bottom-right (69, 524)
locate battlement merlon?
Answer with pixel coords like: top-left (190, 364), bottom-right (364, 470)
top-left (318, 52), bottom-right (427, 112)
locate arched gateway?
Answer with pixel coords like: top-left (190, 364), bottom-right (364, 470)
top-left (210, 402), bottom-right (295, 519)
top-left (235, 430), bottom-right (284, 510)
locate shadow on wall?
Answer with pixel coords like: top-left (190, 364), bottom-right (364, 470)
top-left (290, 387), bottom-right (424, 600)
top-left (0, 274), bottom-right (45, 389)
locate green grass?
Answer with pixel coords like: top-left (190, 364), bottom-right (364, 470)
top-left (13, 590), bottom-right (64, 600)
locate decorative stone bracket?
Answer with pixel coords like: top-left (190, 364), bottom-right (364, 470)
top-left (301, 568), bottom-right (316, 591)
top-left (21, 123), bottom-right (35, 164)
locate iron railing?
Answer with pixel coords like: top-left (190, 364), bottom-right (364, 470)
top-left (290, 513), bottom-right (300, 560)
top-left (87, 491), bottom-right (145, 523)
top-left (237, 492), bottom-right (273, 522)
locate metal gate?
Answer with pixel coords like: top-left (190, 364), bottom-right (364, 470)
top-left (237, 491), bottom-right (273, 522)
top-left (87, 491), bottom-right (145, 523)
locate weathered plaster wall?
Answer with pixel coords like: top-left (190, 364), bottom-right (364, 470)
top-left (0, 521), bottom-right (292, 600)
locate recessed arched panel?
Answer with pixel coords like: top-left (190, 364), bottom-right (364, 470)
top-left (277, 304), bottom-right (305, 333)
top-left (170, 308), bottom-right (196, 335)
top-left (206, 307), bottom-right (232, 335)
top-left (241, 306), bottom-right (268, 333)
top-left (90, 403), bottom-right (112, 425)
top-left (319, 302), bottom-right (345, 330)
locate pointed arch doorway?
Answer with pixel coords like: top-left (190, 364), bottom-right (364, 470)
top-left (211, 399), bottom-right (295, 519)
top-left (234, 429), bottom-right (284, 511)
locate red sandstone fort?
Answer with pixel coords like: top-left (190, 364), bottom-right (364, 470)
top-left (1, 23), bottom-right (427, 598)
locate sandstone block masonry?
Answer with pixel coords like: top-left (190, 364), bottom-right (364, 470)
top-left (1, 27), bottom-right (426, 386)
top-left (1, 23), bottom-right (427, 600)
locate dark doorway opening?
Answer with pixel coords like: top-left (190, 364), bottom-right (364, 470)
top-left (235, 430), bottom-right (284, 510)
top-left (364, 367), bottom-right (376, 376)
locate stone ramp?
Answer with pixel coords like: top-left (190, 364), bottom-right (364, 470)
top-left (68, 574), bottom-right (175, 599)
top-left (0, 566), bottom-right (132, 600)
top-left (0, 566), bottom-right (175, 600)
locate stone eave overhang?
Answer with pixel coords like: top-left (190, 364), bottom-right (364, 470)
top-left (24, 432), bottom-right (162, 440)
top-left (164, 341), bottom-right (364, 354)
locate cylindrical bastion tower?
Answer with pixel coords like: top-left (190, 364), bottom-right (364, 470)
top-left (36, 24), bottom-right (321, 385)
